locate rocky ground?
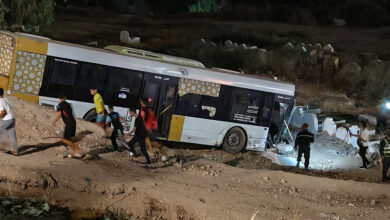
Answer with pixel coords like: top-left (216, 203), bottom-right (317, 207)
top-left (0, 96), bottom-right (389, 219)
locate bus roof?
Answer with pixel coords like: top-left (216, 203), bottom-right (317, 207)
top-left (104, 45), bottom-right (205, 68)
top-left (4, 31), bottom-right (295, 96)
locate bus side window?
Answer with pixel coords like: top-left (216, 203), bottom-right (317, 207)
top-left (46, 58), bottom-right (78, 99)
top-left (258, 92), bottom-right (274, 126)
top-left (176, 93), bottom-right (201, 117)
top-left (229, 89), bottom-right (261, 124)
top-left (106, 67), bottom-right (142, 108)
top-left (75, 63), bottom-right (107, 102)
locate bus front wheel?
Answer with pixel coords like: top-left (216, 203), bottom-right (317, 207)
top-left (222, 127), bottom-right (246, 154)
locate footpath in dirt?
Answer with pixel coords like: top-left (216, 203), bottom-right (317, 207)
top-left (0, 96), bottom-right (390, 219)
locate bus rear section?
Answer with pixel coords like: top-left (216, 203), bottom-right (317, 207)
top-left (163, 79), bottom-right (295, 153)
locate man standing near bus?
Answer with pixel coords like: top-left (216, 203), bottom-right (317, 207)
top-left (127, 108), bottom-right (151, 164)
top-left (52, 96), bottom-right (81, 158)
top-left (90, 88), bottom-right (106, 130)
top-left (294, 123), bottom-right (315, 169)
top-left (0, 88), bottom-right (19, 156)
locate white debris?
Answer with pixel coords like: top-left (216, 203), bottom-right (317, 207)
top-left (348, 125), bottom-right (360, 149)
top-left (290, 107), bottom-right (319, 134)
top-left (284, 42), bottom-right (294, 49)
top-left (323, 44), bottom-right (335, 53)
top-left (322, 118), bottom-right (337, 136)
top-left (86, 41), bottom-right (98, 46)
top-left (120, 30), bottom-right (140, 44)
top-left (336, 127), bottom-right (350, 143)
top-left (276, 143), bottom-right (294, 155)
top-left (224, 40), bottom-right (233, 47)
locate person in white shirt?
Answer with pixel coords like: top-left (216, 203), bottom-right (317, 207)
top-left (351, 121), bottom-right (370, 168)
top-left (0, 88), bottom-right (19, 156)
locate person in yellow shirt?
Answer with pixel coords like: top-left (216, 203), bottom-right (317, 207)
top-left (90, 88), bottom-right (106, 129)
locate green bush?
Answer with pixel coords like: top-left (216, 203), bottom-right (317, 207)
top-left (2, 0), bottom-right (55, 28)
top-left (188, 0), bottom-right (218, 13)
top-left (0, 1), bottom-right (8, 29)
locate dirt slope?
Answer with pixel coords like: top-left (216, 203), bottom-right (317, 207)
top-left (0, 95), bottom-right (108, 153)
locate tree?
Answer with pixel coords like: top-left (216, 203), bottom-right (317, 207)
top-left (1, 0), bottom-right (55, 31)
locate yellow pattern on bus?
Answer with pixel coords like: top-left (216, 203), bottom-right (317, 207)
top-left (0, 34), bottom-right (14, 76)
top-left (178, 78), bottom-right (220, 97)
top-left (168, 115), bottom-right (185, 142)
top-left (11, 51), bottom-right (46, 96)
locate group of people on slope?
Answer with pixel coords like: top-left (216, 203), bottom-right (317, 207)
top-left (54, 88), bottom-right (157, 164)
top-left (294, 121), bottom-right (390, 182)
top-left (0, 87), bottom-right (157, 164)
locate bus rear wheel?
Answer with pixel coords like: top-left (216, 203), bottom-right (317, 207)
top-left (222, 127), bottom-right (246, 154)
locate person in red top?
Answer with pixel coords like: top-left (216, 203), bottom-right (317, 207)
top-left (52, 96), bottom-right (81, 158)
top-left (140, 98), bottom-right (158, 155)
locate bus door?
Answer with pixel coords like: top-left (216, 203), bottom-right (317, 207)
top-left (270, 94), bottom-right (295, 144)
top-left (142, 74), bottom-right (179, 137)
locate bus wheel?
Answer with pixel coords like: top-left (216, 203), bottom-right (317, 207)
top-left (83, 108), bottom-right (97, 122)
top-left (222, 127), bottom-right (246, 154)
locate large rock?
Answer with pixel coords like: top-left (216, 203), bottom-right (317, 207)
top-left (322, 118), bottom-right (336, 136)
top-left (336, 126), bottom-right (350, 143)
top-left (120, 31), bottom-right (141, 44)
top-left (341, 62), bottom-right (362, 74)
top-left (323, 44), bottom-right (335, 53)
top-left (290, 107), bottom-right (319, 135)
top-left (348, 125), bottom-right (360, 149)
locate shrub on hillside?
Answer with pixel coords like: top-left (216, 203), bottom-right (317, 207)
top-left (188, 0), bottom-right (218, 13)
top-left (2, 0), bottom-right (55, 29)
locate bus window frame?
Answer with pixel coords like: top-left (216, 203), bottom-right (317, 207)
top-left (40, 56), bottom-right (79, 99)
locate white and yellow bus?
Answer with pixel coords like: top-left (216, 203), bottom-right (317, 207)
top-left (0, 31), bottom-right (295, 153)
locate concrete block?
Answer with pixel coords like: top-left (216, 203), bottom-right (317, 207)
top-left (120, 30), bottom-right (140, 44)
top-left (290, 107), bottom-right (318, 134)
top-left (348, 125), bottom-right (360, 149)
top-left (336, 127), bottom-right (350, 143)
top-left (322, 117), bottom-right (336, 136)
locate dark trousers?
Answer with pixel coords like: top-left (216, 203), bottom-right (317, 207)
top-left (128, 135), bottom-right (151, 164)
top-left (297, 146), bottom-right (310, 169)
top-left (383, 157), bottom-right (390, 179)
top-left (358, 146), bottom-right (369, 167)
top-left (110, 128), bottom-right (122, 151)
